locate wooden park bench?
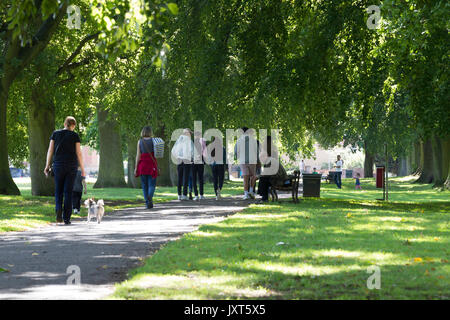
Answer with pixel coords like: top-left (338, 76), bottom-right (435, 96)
top-left (326, 171), bottom-right (337, 184)
top-left (269, 170), bottom-right (301, 203)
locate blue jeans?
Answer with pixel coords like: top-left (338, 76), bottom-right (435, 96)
top-left (140, 175), bottom-right (157, 205)
top-left (53, 164), bottom-right (77, 222)
top-left (334, 172), bottom-right (342, 189)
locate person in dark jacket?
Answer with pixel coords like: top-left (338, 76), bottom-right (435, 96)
top-left (257, 136), bottom-right (288, 202)
top-left (44, 116), bottom-right (85, 225)
top-left (209, 137), bottom-right (227, 200)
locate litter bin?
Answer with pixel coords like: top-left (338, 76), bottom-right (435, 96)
top-left (345, 170), bottom-right (353, 178)
top-left (302, 173), bottom-right (322, 197)
top-left (376, 166), bottom-right (385, 189)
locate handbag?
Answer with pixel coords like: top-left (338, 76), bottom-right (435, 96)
top-left (152, 137), bottom-right (165, 158)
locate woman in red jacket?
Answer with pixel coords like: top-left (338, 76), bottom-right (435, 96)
top-left (134, 126), bottom-right (159, 209)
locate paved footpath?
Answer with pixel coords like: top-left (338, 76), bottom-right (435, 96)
top-left (0, 197), bottom-right (249, 300)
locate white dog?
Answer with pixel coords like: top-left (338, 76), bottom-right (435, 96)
top-left (84, 198), bottom-right (105, 224)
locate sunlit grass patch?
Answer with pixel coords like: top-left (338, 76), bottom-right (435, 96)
top-left (110, 178), bottom-right (449, 300)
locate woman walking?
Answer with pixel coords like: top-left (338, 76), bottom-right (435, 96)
top-left (192, 131), bottom-right (207, 201)
top-left (44, 116), bottom-right (85, 225)
top-left (334, 155), bottom-right (344, 189)
top-left (171, 128), bottom-right (193, 200)
top-left (134, 126), bottom-right (159, 209)
top-left (210, 137), bottom-right (227, 200)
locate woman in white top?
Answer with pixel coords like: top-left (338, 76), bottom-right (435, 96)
top-left (171, 129), bottom-right (194, 200)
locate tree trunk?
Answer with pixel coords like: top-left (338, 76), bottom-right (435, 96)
top-left (398, 157), bottom-right (408, 177)
top-left (157, 142), bottom-right (172, 187)
top-left (126, 136), bottom-right (141, 189)
top-left (415, 139), bottom-right (434, 184)
top-left (431, 135), bottom-right (444, 188)
top-left (93, 105), bottom-right (126, 188)
top-left (412, 141), bottom-right (422, 175)
top-left (440, 137), bottom-right (450, 190)
top-left (0, 6), bottom-right (66, 196)
top-left (28, 82), bottom-right (55, 196)
top-left (405, 152), bottom-right (412, 176)
top-left (0, 81), bottom-right (20, 195)
top-left (364, 147), bottom-right (375, 178)
top-left (157, 144), bottom-right (173, 186)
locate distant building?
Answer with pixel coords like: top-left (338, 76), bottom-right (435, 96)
top-left (81, 146), bottom-right (99, 175)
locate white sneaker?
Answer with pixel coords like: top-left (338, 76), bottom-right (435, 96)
top-left (194, 196), bottom-right (199, 201)
top-left (73, 209), bottom-right (78, 214)
top-left (181, 195), bottom-right (189, 201)
top-left (249, 192), bottom-right (255, 199)
top-left (242, 194), bottom-right (250, 200)
top-left (178, 195), bottom-right (182, 200)
top-left (216, 190), bottom-right (221, 200)
top-left (200, 195), bottom-right (206, 200)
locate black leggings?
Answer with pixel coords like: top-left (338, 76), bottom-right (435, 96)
top-left (177, 163), bottom-right (192, 196)
top-left (192, 164), bottom-right (204, 196)
top-left (212, 164), bottom-right (225, 195)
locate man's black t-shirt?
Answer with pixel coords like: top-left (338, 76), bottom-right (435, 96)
top-left (50, 129), bottom-right (80, 166)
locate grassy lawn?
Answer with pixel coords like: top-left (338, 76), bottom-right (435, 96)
top-left (111, 177), bottom-right (449, 299)
top-left (0, 179), bottom-right (242, 233)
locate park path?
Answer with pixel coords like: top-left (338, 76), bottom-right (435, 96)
top-left (0, 197), bottom-right (249, 300)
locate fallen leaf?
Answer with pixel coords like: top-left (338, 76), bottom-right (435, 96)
top-left (32, 252), bottom-right (39, 256)
top-left (0, 268), bottom-right (9, 273)
top-left (413, 257), bottom-right (422, 262)
top-left (101, 265), bottom-right (108, 269)
top-left (346, 213), bottom-right (352, 218)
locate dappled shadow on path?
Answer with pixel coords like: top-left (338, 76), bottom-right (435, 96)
top-left (0, 197), bottom-right (248, 299)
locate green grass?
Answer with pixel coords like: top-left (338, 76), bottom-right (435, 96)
top-left (2, 176), bottom-right (449, 299)
top-left (110, 177), bottom-right (449, 300)
top-left (0, 180), bottom-right (242, 233)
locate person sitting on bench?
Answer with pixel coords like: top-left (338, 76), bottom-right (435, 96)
top-left (257, 151), bottom-right (289, 202)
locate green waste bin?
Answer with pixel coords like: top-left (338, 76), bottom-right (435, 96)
top-left (346, 170), bottom-right (353, 178)
top-left (302, 173), bottom-right (322, 197)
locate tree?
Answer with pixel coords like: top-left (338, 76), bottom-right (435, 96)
top-left (93, 103), bottom-right (127, 188)
top-left (379, 1), bottom-right (449, 187)
top-left (0, 0), bottom-right (178, 195)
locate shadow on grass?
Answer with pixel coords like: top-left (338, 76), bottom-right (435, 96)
top-left (118, 197), bottom-right (449, 299)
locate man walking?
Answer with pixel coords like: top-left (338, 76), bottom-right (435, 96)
top-left (334, 155), bottom-right (343, 189)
